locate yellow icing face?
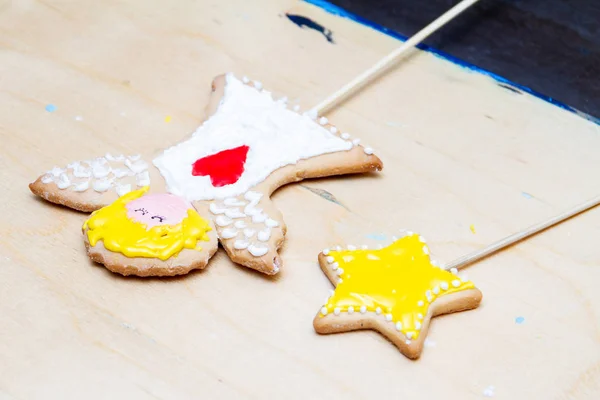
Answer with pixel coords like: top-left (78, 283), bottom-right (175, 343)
top-left (83, 187), bottom-right (212, 260)
top-left (320, 234), bottom-right (476, 340)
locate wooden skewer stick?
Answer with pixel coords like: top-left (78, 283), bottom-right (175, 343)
top-left (309, 0), bottom-right (598, 273)
top-left (310, 0), bottom-right (481, 116)
top-left (444, 194), bottom-right (600, 271)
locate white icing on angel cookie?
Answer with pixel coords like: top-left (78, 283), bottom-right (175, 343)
top-left (41, 154), bottom-right (148, 196)
top-left (153, 74), bottom-right (352, 201)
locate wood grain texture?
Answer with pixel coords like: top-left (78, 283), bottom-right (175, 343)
top-left (1, 0), bottom-right (600, 399)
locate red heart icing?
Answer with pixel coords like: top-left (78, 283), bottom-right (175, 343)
top-left (191, 145), bottom-right (249, 187)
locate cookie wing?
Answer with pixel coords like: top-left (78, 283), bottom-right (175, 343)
top-left (195, 192), bottom-right (285, 275)
top-left (29, 154), bottom-right (155, 212)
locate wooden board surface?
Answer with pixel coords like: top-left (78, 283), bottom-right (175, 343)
top-left (1, 1), bottom-right (600, 398)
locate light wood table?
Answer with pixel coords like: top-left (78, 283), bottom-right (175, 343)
top-left (1, 1), bottom-right (599, 399)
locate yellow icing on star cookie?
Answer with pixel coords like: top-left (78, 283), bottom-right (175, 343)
top-left (83, 187), bottom-right (211, 260)
top-left (320, 234), bottom-right (476, 340)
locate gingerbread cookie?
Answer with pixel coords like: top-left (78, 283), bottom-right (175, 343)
top-left (313, 233), bottom-right (482, 359)
top-left (29, 73), bottom-right (383, 276)
top-left (83, 187), bottom-right (217, 276)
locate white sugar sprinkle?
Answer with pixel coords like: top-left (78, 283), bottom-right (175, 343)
top-left (304, 109), bottom-right (318, 120)
top-left (483, 386), bottom-right (495, 397)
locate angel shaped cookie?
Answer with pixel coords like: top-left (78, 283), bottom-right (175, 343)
top-left (29, 74), bottom-right (383, 276)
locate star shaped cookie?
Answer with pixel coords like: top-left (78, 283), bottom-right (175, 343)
top-left (313, 233), bottom-right (482, 359)
top-left (29, 73), bottom-right (383, 276)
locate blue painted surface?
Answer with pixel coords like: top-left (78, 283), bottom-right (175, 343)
top-left (303, 0), bottom-right (600, 126)
top-left (286, 14), bottom-right (335, 43)
top-left (366, 233), bottom-right (387, 241)
top-left (45, 104), bottom-right (57, 112)
top-left (515, 316), bottom-right (525, 324)
top-left (521, 192), bottom-right (533, 200)
top-left (300, 185), bottom-right (348, 209)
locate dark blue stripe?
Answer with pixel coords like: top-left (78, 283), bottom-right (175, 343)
top-left (303, 0), bottom-right (600, 126)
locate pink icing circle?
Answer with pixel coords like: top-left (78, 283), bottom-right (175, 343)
top-left (126, 193), bottom-right (193, 228)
